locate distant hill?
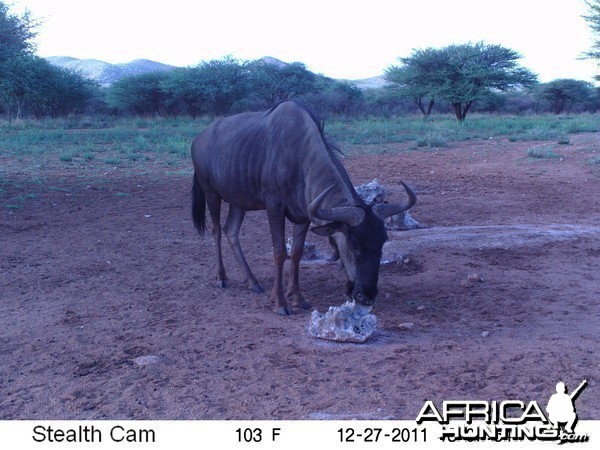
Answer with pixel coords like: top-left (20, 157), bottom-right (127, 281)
top-left (256, 56), bottom-right (288, 68)
top-left (343, 75), bottom-right (389, 90)
top-left (46, 57), bottom-right (177, 86)
top-left (45, 56), bottom-right (388, 90)
top-left (257, 57), bottom-right (388, 90)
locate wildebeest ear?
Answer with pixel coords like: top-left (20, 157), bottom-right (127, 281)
top-left (310, 222), bottom-right (343, 236)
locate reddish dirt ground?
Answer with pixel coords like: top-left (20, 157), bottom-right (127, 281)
top-left (1, 133), bottom-right (599, 420)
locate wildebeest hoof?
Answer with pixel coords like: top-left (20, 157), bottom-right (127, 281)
top-left (274, 305), bottom-right (290, 316)
top-left (291, 298), bottom-right (311, 310)
top-left (249, 283), bottom-right (264, 294)
top-left (216, 279), bottom-right (228, 288)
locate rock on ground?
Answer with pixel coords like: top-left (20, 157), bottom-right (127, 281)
top-left (308, 301), bottom-right (378, 343)
top-left (355, 179), bottom-right (424, 230)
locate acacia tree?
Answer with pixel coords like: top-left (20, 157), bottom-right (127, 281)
top-left (0, 2), bottom-right (37, 61)
top-left (161, 57), bottom-right (247, 117)
top-left (247, 60), bottom-right (316, 106)
top-left (302, 77), bottom-right (365, 116)
top-left (159, 68), bottom-right (201, 116)
top-left (107, 72), bottom-right (170, 115)
top-left (193, 57), bottom-right (248, 116)
top-left (1, 2), bottom-right (96, 118)
top-left (536, 79), bottom-right (595, 114)
top-left (384, 48), bottom-right (440, 117)
top-left (386, 43), bottom-right (538, 121)
top-left (0, 1), bottom-right (36, 118)
top-left (583, 0), bottom-right (600, 80)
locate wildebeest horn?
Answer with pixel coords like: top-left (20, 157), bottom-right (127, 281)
top-left (308, 185), bottom-right (365, 226)
top-left (372, 181), bottom-right (417, 219)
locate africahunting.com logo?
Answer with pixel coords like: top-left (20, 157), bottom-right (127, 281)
top-left (416, 380), bottom-right (589, 444)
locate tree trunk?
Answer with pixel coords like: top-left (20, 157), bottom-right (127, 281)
top-left (553, 99), bottom-right (566, 114)
top-left (414, 98), bottom-right (427, 116)
top-left (415, 97), bottom-right (435, 117)
top-left (462, 101), bottom-right (473, 120)
top-left (16, 99), bottom-right (23, 120)
top-left (426, 99), bottom-right (435, 116)
top-left (452, 103), bottom-right (464, 122)
top-left (453, 101), bottom-right (473, 122)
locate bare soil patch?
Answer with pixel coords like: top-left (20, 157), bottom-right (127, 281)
top-left (1, 134), bottom-right (599, 419)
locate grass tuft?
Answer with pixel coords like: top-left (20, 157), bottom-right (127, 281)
top-left (587, 155), bottom-right (600, 165)
top-left (526, 146), bottom-right (561, 159)
top-left (59, 152), bottom-right (74, 162)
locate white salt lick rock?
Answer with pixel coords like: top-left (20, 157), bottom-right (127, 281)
top-left (308, 301), bottom-right (378, 343)
top-left (133, 355), bottom-right (162, 366)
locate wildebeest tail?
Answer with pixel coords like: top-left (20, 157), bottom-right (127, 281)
top-left (192, 173), bottom-right (207, 234)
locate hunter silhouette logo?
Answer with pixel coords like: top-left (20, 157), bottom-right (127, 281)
top-left (416, 379), bottom-right (590, 443)
top-left (546, 380), bottom-right (587, 435)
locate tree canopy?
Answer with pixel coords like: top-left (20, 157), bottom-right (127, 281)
top-left (0, 2), bottom-right (38, 62)
top-left (157, 57), bottom-right (248, 117)
top-left (385, 42), bottom-right (538, 121)
top-left (107, 58), bottom-right (323, 116)
top-left (0, 1), bottom-right (593, 120)
top-left (583, 0), bottom-right (600, 80)
top-left (0, 1), bottom-right (97, 119)
top-left (384, 48), bottom-right (441, 117)
top-left (536, 79), bottom-right (596, 114)
top-left (107, 72), bottom-right (170, 116)
top-left (247, 60), bottom-right (316, 106)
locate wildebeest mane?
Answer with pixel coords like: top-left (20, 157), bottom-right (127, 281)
top-left (265, 100), bottom-right (342, 156)
top-left (265, 100), bottom-right (364, 205)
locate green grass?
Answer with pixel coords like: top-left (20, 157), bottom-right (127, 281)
top-left (59, 152), bottom-right (75, 162)
top-left (327, 114), bottom-right (600, 149)
top-left (0, 116), bottom-right (209, 163)
top-left (1, 113), bottom-right (598, 208)
top-left (526, 145), bottom-right (562, 159)
top-left (1, 189), bottom-right (39, 210)
top-left (104, 157), bottom-right (122, 166)
top-left (0, 114), bottom-right (598, 166)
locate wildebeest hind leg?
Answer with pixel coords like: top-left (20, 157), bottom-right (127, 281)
top-left (205, 190), bottom-right (228, 288)
top-left (286, 223), bottom-right (311, 309)
top-left (223, 206), bottom-right (263, 293)
top-left (267, 207), bottom-right (290, 315)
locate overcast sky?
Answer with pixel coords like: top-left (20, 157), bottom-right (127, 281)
top-left (12, 0), bottom-right (599, 83)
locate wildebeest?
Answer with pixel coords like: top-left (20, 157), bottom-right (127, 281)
top-left (191, 100), bottom-right (416, 315)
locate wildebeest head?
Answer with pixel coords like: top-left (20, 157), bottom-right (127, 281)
top-left (309, 183), bottom-right (416, 306)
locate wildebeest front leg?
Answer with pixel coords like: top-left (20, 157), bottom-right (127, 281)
top-left (286, 222), bottom-right (311, 309)
top-left (267, 207), bottom-right (290, 315)
top-left (223, 206), bottom-right (263, 293)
